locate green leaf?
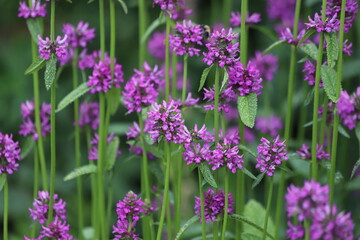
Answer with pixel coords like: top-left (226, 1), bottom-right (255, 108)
top-left (338, 124), bottom-right (350, 138)
top-left (25, 57), bottom-right (46, 75)
top-left (242, 167), bottom-right (257, 180)
top-left (320, 161), bottom-right (344, 183)
top-left (20, 137), bottom-right (35, 159)
top-left (198, 65), bottom-right (214, 92)
top-left (106, 87), bottom-right (121, 115)
top-left (44, 56), bottom-right (57, 91)
top-left (241, 232), bottom-right (262, 240)
top-left (199, 162), bottom-right (218, 188)
top-left (252, 172), bottom-right (265, 189)
top-left (304, 88), bottom-right (315, 106)
top-left (26, 18), bottom-right (43, 43)
top-left (105, 136), bottom-right (120, 171)
top-left (351, 159), bottom-right (360, 179)
top-left (220, 70), bottom-right (229, 93)
top-left (238, 93), bottom-right (257, 128)
top-left (0, 175), bottom-right (6, 192)
top-left (174, 215), bottom-right (199, 240)
top-left (56, 82), bottom-right (91, 112)
top-left (320, 65), bottom-right (338, 102)
top-left (297, 28), bottom-right (316, 47)
top-left (141, 12), bottom-right (165, 44)
top-left (149, 161), bottom-right (164, 185)
top-left (288, 155), bottom-right (310, 178)
top-left (108, 123), bottom-right (132, 135)
top-left (325, 32), bottom-right (339, 68)
top-left (64, 164), bottom-right (97, 181)
top-left (298, 56), bottom-right (310, 63)
top-left (117, 0), bottom-right (128, 14)
top-left (263, 40), bottom-right (285, 55)
top-left (346, 175), bottom-right (360, 190)
top-left (229, 212), bottom-right (275, 240)
top-left (239, 144), bottom-right (257, 158)
top-left (300, 42), bottom-right (318, 60)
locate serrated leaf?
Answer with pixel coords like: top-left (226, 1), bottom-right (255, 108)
top-left (45, 56), bottom-right (57, 91)
top-left (56, 82), bottom-right (91, 112)
top-left (238, 93), bottom-right (257, 128)
top-left (338, 124), bottom-right (350, 138)
top-left (320, 65), bottom-right (338, 102)
top-left (239, 144), bottom-right (257, 158)
top-left (300, 42), bottom-right (318, 60)
top-left (304, 88), bottom-right (315, 106)
top-left (351, 159), bottom-right (360, 179)
top-left (199, 162), bottom-right (218, 188)
top-left (21, 137), bottom-right (35, 159)
top-left (263, 40), bottom-right (285, 54)
top-left (220, 70), bottom-right (229, 93)
top-left (141, 12), bottom-right (165, 44)
top-left (297, 28), bottom-right (316, 47)
top-left (64, 164), bottom-right (97, 181)
top-left (0, 175), bottom-right (6, 192)
top-left (242, 167), bottom-right (257, 180)
top-left (105, 137), bottom-right (120, 171)
top-left (325, 32), bottom-right (339, 68)
top-left (117, 0), bottom-right (128, 14)
top-left (198, 65), bottom-right (213, 92)
top-left (106, 87), bottom-right (121, 115)
top-left (174, 215), bottom-right (199, 240)
top-left (25, 57), bottom-right (46, 75)
top-left (252, 172), bottom-right (266, 189)
top-left (26, 18), bottom-right (43, 43)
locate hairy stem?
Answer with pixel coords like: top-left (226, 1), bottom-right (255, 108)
top-left (199, 168), bottom-right (206, 240)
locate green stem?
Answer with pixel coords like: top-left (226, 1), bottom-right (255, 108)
top-left (172, 54), bottom-right (178, 98)
top-left (236, 122), bottom-right (245, 239)
top-left (297, 85), bottom-right (309, 144)
top-left (32, 148), bottom-right (39, 237)
top-left (110, 0), bottom-right (116, 76)
top-left (223, 0), bottom-right (231, 24)
top-left (214, 66), bottom-right (220, 143)
top-left (240, 0), bottom-right (248, 65)
top-left (166, 198), bottom-right (172, 240)
top-left (304, 220), bottom-right (310, 240)
top-left (221, 172), bottom-right (229, 240)
top-left (329, 0), bottom-right (346, 206)
top-left (198, 168), bottom-right (206, 240)
top-left (3, 179), bottom-right (8, 240)
top-left (156, 142), bottom-right (171, 240)
top-left (262, 178), bottom-right (273, 240)
top-left (213, 221), bottom-right (219, 240)
top-left (319, 96), bottom-right (329, 145)
top-left (181, 54), bottom-right (188, 102)
top-left (175, 153), bottom-right (182, 233)
top-left (165, 17), bottom-right (171, 101)
top-left (99, 0), bottom-right (105, 59)
top-left (50, 0), bottom-right (55, 41)
top-left (138, 0), bottom-right (147, 66)
top-left (274, 0), bottom-right (302, 237)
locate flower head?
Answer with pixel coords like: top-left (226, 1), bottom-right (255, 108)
top-left (148, 31), bottom-right (167, 61)
top-left (37, 35), bottom-right (68, 60)
top-left (152, 0), bottom-right (190, 20)
top-left (229, 11), bottom-right (261, 27)
top-left (78, 49), bottom-right (109, 70)
top-left (302, 60), bottom-right (326, 88)
top-left (280, 28), bottom-right (306, 45)
top-left (255, 115), bottom-right (283, 137)
top-left (203, 86), bottom-right (237, 113)
top-left (336, 87), bottom-right (360, 130)
top-left (267, 0), bottom-right (296, 27)
top-left (0, 133), bottom-right (21, 175)
top-left (62, 21), bottom-right (95, 48)
top-left (18, 0), bottom-right (47, 19)
top-left (305, 13), bottom-right (340, 33)
top-left (88, 133), bottom-right (121, 161)
top-left (40, 217), bottom-right (73, 240)
top-left (326, 0), bottom-right (358, 33)
top-left (78, 102), bottom-right (99, 130)
top-left (250, 51), bottom-right (278, 81)
top-left (296, 143), bottom-right (330, 161)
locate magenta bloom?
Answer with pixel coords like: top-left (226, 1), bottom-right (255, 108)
top-left (152, 0), bottom-right (190, 20)
top-left (37, 35), bottom-right (68, 60)
top-left (202, 28), bottom-right (240, 68)
top-left (29, 190), bottom-right (67, 225)
top-left (169, 20), bottom-right (203, 56)
top-left (0, 133), bottom-right (21, 175)
top-left (280, 28), bottom-right (306, 45)
top-left (87, 58), bottom-right (124, 94)
top-left (78, 49), bottom-right (109, 70)
top-left (148, 31), bottom-right (166, 61)
top-left (255, 115), bottom-right (283, 137)
top-left (302, 60), bottom-right (326, 88)
top-left (19, 101), bottom-right (51, 141)
top-left (256, 135), bottom-right (288, 177)
top-left (343, 39), bottom-right (353, 56)
top-left (62, 21), bottom-right (95, 48)
top-left (250, 51), bottom-right (278, 81)
top-left (194, 188), bottom-right (235, 223)
top-left (18, 0), bottom-right (47, 19)
top-left (227, 61), bottom-right (263, 96)
top-left (78, 102), bottom-right (99, 130)
top-left (336, 87), bottom-right (360, 130)
top-left (203, 87), bottom-right (237, 113)
top-left (126, 122), bottom-right (156, 160)
top-left (88, 133), bottom-right (121, 161)
top-left (305, 13), bottom-right (340, 33)
top-left (267, 0), bottom-right (296, 27)
top-left (296, 143), bottom-right (330, 161)
top-left (229, 11), bottom-right (261, 27)
top-left (326, 0), bottom-right (358, 33)
top-left (146, 100), bottom-right (185, 143)
top-left (286, 221), bottom-right (304, 240)
top-left (39, 217), bottom-right (73, 240)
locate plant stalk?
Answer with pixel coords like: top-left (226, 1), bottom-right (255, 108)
top-left (221, 172), bottom-right (229, 240)
top-left (199, 167), bottom-right (206, 240)
top-left (262, 178), bottom-right (273, 240)
top-left (3, 179), bottom-right (8, 240)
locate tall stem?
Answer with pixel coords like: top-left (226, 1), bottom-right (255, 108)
top-left (221, 172), bottom-right (229, 240)
top-left (304, 220), bottom-right (310, 240)
top-left (181, 54), bottom-right (188, 102)
top-left (156, 142), bottom-right (171, 240)
top-left (262, 178), bottom-right (273, 240)
top-left (172, 54), bottom-right (178, 98)
top-left (213, 221), bottom-right (219, 240)
top-left (32, 147), bottom-right (38, 238)
top-left (214, 66), bottom-right (220, 143)
top-left (3, 179), bottom-right (8, 240)
top-left (99, 0), bottom-right (105, 59)
top-left (165, 17), bottom-right (171, 101)
top-left (329, 0), bottom-right (346, 206)
top-left (223, 0), bottom-right (231, 24)
top-left (274, 0), bottom-right (302, 238)
top-left (240, 0), bottom-right (248, 65)
top-left (138, 0), bottom-right (147, 66)
top-left (198, 168), bottom-right (206, 240)
top-left (319, 96), bottom-right (329, 145)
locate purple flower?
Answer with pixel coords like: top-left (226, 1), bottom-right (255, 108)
top-left (62, 21), bottom-right (95, 48)
top-left (343, 39), bottom-right (353, 56)
top-left (19, 101), bottom-right (51, 141)
top-left (229, 11), bottom-right (261, 27)
top-left (88, 133), bottom-right (121, 161)
top-left (326, 0), bottom-right (359, 33)
top-left (305, 13), bottom-right (340, 33)
top-left (18, 0), bottom-right (47, 19)
top-left (336, 87), bottom-right (360, 130)
top-left (126, 122), bottom-right (156, 160)
top-left (302, 60), bottom-right (326, 88)
top-left (169, 20), bottom-right (203, 56)
top-left (78, 49), bottom-right (109, 70)
top-left (202, 28), bottom-right (240, 68)
top-left (37, 35), bottom-right (68, 60)
top-left (286, 221), bottom-right (304, 240)
top-left (146, 100), bottom-right (185, 143)
top-left (203, 87), bottom-right (237, 113)
top-left (39, 217), bottom-right (73, 240)
top-left (0, 133), bottom-right (21, 175)
top-left (250, 51), bottom-right (278, 81)
top-left (148, 31), bottom-right (166, 61)
top-left (113, 220), bottom-right (140, 240)
top-left (255, 115), bottom-right (283, 137)
top-left (194, 188), bottom-right (234, 223)
top-left (267, 0), bottom-right (296, 27)
top-left (78, 102), bottom-right (99, 130)
top-left (87, 58), bottom-right (124, 94)
top-left (279, 27), bottom-right (306, 45)
top-left (256, 135), bottom-right (288, 177)
top-left (152, 0), bottom-right (190, 20)
top-left (29, 190), bottom-right (67, 225)
top-left (296, 143), bottom-right (330, 161)
top-left (227, 61), bottom-right (263, 96)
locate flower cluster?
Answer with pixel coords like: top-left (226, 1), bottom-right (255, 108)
top-left (267, 0), bottom-right (296, 27)
top-left (113, 191), bottom-right (145, 240)
top-left (256, 135), bottom-right (288, 177)
top-left (78, 101), bottom-right (99, 130)
top-left (227, 61), bottom-right (263, 96)
top-left (125, 122), bottom-right (156, 160)
top-left (203, 28), bottom-right (240, 68)
top-left (229, 11), bottom-right (261, 27)
top-left (279, 28), bottom-right (306, 45)
top-left (38, 217), bottom-right (74, 240)
top-left (305, 13), bottom-right (340, 33)
top-left (62, 21), bottom-right (95, 48)
top-left (296, 143), bottom-right (330, 161)
top-left (37, 35), bottom-right (68, 60)
top-left (123, 62), bottom-right (163, 114)
top-left (0, 133), bottom-right (21, 175)
top-left (152, 0), bottom-right (191, 20)
top-left (87, 58), bottom-right (124, 94)
top-left (18, 0), bottom-right (47, 19)
top-left (249, 51), bottom-right (278, 81)
top-left (326, 0), bottom-right (359, 33)
top-left (19, 101), bottom-right (51, 141)
top-left (255, 115), bottom-right (283, 137)
top-left (203, 87), bottom-right (237, 113)
top-left (169, 20), bottom-right (203, 56)
top-left (78, 50), bottom-right (109, 70)
top-left (194, 188), bottom-right (234, 223)
top-left (88, 133), bottom-right (121, 161)
top-left (302, 60), bottom-right (325, 88)
top-left (148, 30), bottom-right (166, 61)
top-left (336, 87), bottom-right (360, 130)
